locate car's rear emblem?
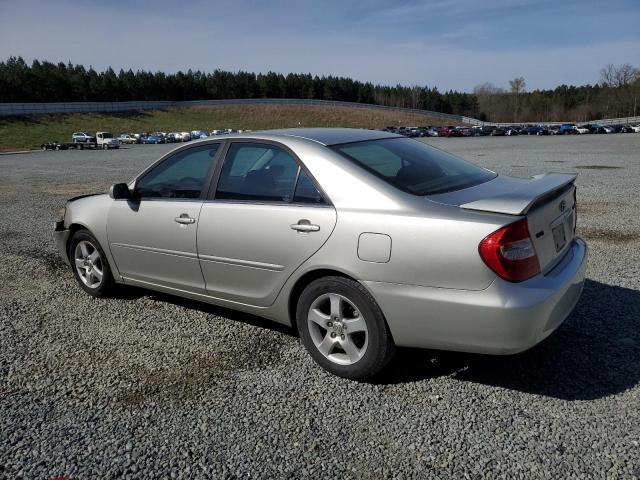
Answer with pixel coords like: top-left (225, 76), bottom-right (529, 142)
top-left (559, 200), bottom-right (567, 212)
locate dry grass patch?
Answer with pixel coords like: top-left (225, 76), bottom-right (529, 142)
top-left (0, 104), bottom-right (455, 150)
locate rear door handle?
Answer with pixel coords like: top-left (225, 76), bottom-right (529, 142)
top-left (290, 219), bottom-right (320, 232)
top-left (174, 214), bottom-right (196, 224)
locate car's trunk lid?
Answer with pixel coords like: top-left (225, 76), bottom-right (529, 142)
top-left (428, 173), bottom-right (578, 272)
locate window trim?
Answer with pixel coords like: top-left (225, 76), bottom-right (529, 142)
top-left (206, 138), bottom-right (332, 207)
top-left (132, 142), bottom-right (224, 201)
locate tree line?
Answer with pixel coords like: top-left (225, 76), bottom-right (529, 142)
top-left (474, 64), bottom-right (640, 123)
top-left (0, 57), bottom-right (638, 122)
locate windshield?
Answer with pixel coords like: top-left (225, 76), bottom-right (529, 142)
top-left (331, 138), bottom-right (496, 196)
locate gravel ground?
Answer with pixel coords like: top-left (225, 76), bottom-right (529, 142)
top-left (1, 134), bottom-right (639, 479)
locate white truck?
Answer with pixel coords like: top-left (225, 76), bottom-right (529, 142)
top-left (68, 131), bottom-right (119, 149)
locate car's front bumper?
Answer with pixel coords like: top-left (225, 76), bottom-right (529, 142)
top-left (54, 221), bottom-right (71, 266)
top-left (365, 238), bottom-right (588, 355)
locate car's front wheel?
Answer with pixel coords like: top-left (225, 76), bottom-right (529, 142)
top-left (69, 230), bottom-right (114, 297)
top-left (296, 276), bottom-right (395, 380)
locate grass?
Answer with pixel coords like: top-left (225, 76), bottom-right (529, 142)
top-left (0, 104), bottom-right (451, 151)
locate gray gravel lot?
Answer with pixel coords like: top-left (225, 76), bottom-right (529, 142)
top-left (1, 134), bottom-right (639, 478)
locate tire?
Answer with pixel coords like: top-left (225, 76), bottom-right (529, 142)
top-left (69, 230), bottom-right (114, 297)
top-left (296, 276), bottom-right (395, 380)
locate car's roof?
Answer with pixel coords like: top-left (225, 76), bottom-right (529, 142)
top-left (254, 128), bottom-right (402, 146)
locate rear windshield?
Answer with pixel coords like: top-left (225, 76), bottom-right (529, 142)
top-left (331, 138), bottom-right (496, 196)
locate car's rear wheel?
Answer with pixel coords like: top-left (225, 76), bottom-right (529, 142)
top-left (296, 276), bottom-right (395, 380)
top-left (69, 230), bottom-right (114, 297)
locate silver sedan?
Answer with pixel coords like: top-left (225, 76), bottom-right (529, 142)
top-left (54, 128), bottom-right (587, 379)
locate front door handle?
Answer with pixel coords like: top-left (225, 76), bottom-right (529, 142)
top-left (174, 214), bottom-right (196, 225)
top-left (290, 219), bottom-right (320, 232)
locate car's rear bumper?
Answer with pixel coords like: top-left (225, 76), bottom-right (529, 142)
top-left (54, 221), bottom-right (71, 266)
top-left (365, 238), bottom-right (587, 354)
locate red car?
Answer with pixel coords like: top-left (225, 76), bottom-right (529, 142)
top-left (436, 126), bottom-right (463, 137)
top-left (436, 126), bottom-right (453, 137)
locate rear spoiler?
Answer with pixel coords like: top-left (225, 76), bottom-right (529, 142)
top-left (460, 173), bottom-right (577, 216)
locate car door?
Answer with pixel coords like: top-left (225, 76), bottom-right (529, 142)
top-left (197, 141), bottom-right (337, 307)
top-left (107, 143), bottom-right (221, 293)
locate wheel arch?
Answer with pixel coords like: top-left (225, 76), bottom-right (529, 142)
top-left (65, 222), bottom-right (121, 281)
top-left (66, 222), bottom-right (92, 258)
top-left (287, 268), bottom-right (360, 331)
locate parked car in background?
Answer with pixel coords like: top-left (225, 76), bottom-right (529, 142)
top-left (190, 130), bottom-right (209, 139)
top-left (133, 133), bottom-right (148, 144)
top-left (504, 126), bottom-right (519, 136)
top-left (210, 129), bottom-right (227, 136)
top-left (619, 125), bottom-right (635, 133)
top-left (630, 125), bottom-right (640, 133)
top-left (142, 134), bottom-right (163, 144)
top-left (54, 128), bottom-right (586, 380)
top-left (449, 126), bottom-right (464, 137)
top-left (595, 125), bottom-right (614, 134)
top-left (575, 125), bottom-right (590, 134)
top-left (522, 125), bottom-right (550, 136)
top-left (151, 132), bottom-right (167, 143)
top-left (491, 127), bottom-right (507, 136)
top-left (72, 132), bottom-right (96, 143)
top-left (41, 141), bottom-right (69, 151)
top-left (166, 133), bottom-right (180, 143)
top-left (559, 123), bottom-right (577, 135)
top-left (117, 134), bottom-right (137, 144)
top-left (436, 126), bottom-right (463, 137)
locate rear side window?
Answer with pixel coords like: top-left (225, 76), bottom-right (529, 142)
top-left (135, 144), bottom-right (219, 199)
top-left (216, 143), bottom-right (299, 202)
top-left (294, 170), bottom-right (325, 204)
top-left (332, 138), bottom-right (496, 195)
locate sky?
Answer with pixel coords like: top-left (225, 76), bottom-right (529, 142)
top-left (1, 0), bottom-right (639, 92)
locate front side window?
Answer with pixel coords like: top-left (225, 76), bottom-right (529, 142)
top-left (216, 143), bottom-right (300, 202)
top-left (332, 138), bottom-right (496, 196)
top-left (135, 144), bottom-right (220, 199)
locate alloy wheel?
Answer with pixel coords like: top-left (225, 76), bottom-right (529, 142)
top-left (74, 240), bottom-right (104, 289)
top-left (307, 293), bottom-right (368, 365)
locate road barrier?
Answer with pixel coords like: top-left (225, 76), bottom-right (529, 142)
top-left (0, 98), bottom-right (637, 126)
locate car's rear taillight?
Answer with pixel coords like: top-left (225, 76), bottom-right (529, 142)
top-left (479, 219), bottom-right (540, 282)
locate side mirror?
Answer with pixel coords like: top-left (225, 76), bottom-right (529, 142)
top-left (109, 183), bottom-right (131, 200)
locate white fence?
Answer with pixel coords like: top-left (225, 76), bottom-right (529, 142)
top-left (0, 98), bottom-right (636, 126)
